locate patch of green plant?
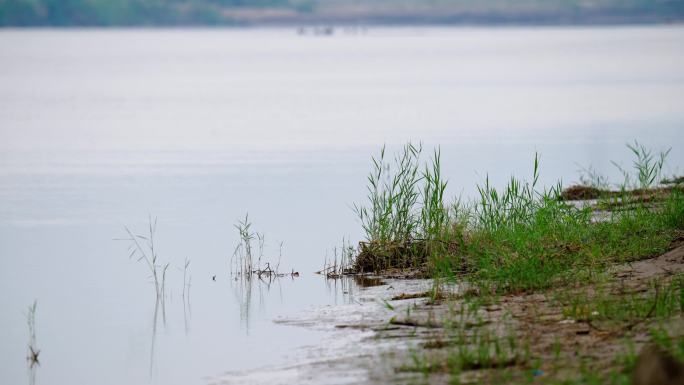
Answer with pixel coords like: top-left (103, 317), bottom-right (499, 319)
top-left (354, 143), bottom-right (422, 243)
top-left (560, 275), bottom-right (684, 324)
top-left (443, 148), bottom-right (682, 293)
top-left (354, 143), bottom-right (450, 243)
top-left (611, 140), bottom-right (671, 190)
top-left (475, 153), bottom-right (562, 231)
top-left (401, 326), bottom-right (524, 376)
top-left (350, 141), bottom-right (682, 294)
top-left (558, 329), bottom-right (684, 385)
top-left (233, 213), bottom-right (257, 275)
top-left (661, 190), bottom-right (684, 230)
top-left (662, 176), bottom-right (684, 185)
top-left (650, 326), bottom-right (684, 361)
top-left (422, 148), bottom-right (449, 242)
top-left (352, 143), bottom-right (454, 272)
top-left (231, 213), bottom-right (285, 278)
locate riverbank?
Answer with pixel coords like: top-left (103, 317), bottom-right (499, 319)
top-left (248, 142), bottom-right (684, 384)
top-left (391, 243), bottom-right (684, 384)
top-left (220, 241), bottom-right (683, 384)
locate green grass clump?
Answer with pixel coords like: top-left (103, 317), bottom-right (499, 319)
top-left (662, 190), bottom-right (684, 230)
top-left (560, 275), bottom-right (684, 324)
top-left (557, 328), bottom-right (684, 385)
top-left (446, 178), bottom-right (683, 293)
top-left (612, 140), bottom-right (671, 190)
top-left (650, 327), bottom-right (684, 362)
top-left (354, 143), bottom-right (422, 243)
top-left (353, 143), bottom-right (451, 272)
top-left (354, 143), bottom-right (448, 244)
top-left (231, 213), bottom-right (286, 278)
top-left (351, 141), bottom-right (683, 294)
top-left (402, 326), bottom-right (525, 377)
top-left (576, 140), bottom-right (671, 191)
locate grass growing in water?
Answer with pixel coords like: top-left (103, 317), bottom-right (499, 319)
top-left (231, 213), bottom-right (294, 279)
top-left (120, 216), bottom-right (170, 303)
top-left (318, 237), bottom-right (356, 278)
top-left (232, 213), bottom-right (257, 276)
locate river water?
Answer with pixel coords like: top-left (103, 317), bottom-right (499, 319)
top-left (1, 26), bottom-right (683, 385)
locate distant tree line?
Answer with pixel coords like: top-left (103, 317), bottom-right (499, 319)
top-left (0, 0), bottom-right (294, 26)
top-left (1, 0), bottom-right (683, 26)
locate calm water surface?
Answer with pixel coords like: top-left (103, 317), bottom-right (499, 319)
top-left (1, 26), bottom-right (683, 385)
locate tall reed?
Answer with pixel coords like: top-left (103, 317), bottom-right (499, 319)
top-left (354, 142), bottom-right (450, 244)
top-left (473, 153), bottom-right (565, 231)
top-left (232, 213), bottom-right (256, 276)
top-left (354, 143), bottom-right (422, 243)
top-left (421, 148), bottom-right (448, 241)
top-left (231, 213), bottom-right (286, 279)
top-left (319, 237), bottom-right (356, 277)
top-left (350, 142), bottom-right (457, 272)
top-left (612, 140), bottom-right (671, 189)
top-left (120, 216), bottom-right (170, 302)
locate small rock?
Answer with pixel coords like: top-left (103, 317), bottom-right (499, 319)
top-left (632, 344), bottom-right (684, 385)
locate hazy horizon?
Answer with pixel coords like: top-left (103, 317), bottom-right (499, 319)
top-left (2, 0), bottom-right (684, 27)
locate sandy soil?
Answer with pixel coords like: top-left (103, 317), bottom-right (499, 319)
top-left (214, 245), bottom-right (684, 385)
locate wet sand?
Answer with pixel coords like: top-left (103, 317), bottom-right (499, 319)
top-left (216, 243), bottom-right (684, 384)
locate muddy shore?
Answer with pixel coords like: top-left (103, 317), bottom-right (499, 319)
top-left (214, 243), bottom-right (684, 384)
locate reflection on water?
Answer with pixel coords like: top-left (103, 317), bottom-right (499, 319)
top-left (182, 258), bottom-right (192, 335)
top-left (353, 276), bottom-right (386, 288)
top-left (231, 274), bottom-right (299, 333)
top-left (231, 275), bottom-right (255, 332)
top-left (150, 298), bottom-right (161, 377)
top-left (324, 276), bottom-right (369, 306)
top-left (325, 276), bottom-right (390, 305)
top-left (25, 301), bottom-right (39, 385)
top-left (28, 363), bottom-right (36, 385)
top-left (118, 220), bottom-right (173, 378)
